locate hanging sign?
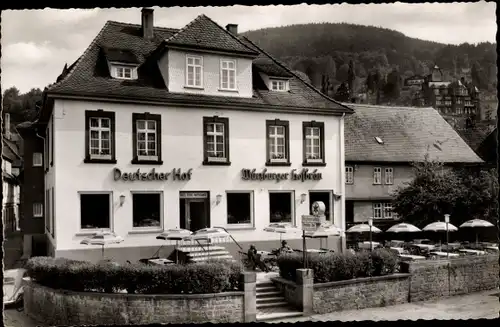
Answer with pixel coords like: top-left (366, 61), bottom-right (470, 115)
top-left (241, 168), bottom-right (322, 182)
top-left (179, 192), bottom-right (208, 199)
top-left (113, 168), bottom-right (192, 182)
top-left (302, 215), bottom-right (322, 232)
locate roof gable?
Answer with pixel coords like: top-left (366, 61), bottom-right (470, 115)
top-left (344, 104), bottom-right (484, 164)
top-left (164, 15), bottom-right (258, 56)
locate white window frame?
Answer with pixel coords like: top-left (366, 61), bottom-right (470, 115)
top-left (225, 191), bottom-right (254, 228)
top-left (269, 125), bottom-right (287, 162)
top-left (112, 65), bottom-right (135, 80)
top-left (373, 203), bottom-right (382, 219)
top-left (78, 191), bottom-right (113, 233)
top-left (373, 167), bottom-right (382, 185)
top-left (384, 168), bottom-right (394, 185)
top-left (33, 152), bottom-right (43, 167)
top-left (33, 203), bottom-right (43, 218)
top-left (186, 55), bottom-right (203, 88)
top-left (89, 117), bottom-right (112, 160)
top-left (383, 202), bottom-right (393, 219)
top-left (270, 79), bottom-right (286, 91)
top-left (345, 166), bottom-right (354, 184)
top-left (136, 119), bottom-right (158, 161)
top-left (131, 191), bottom-right (164, 231)
top-left (269, 190), bottom-right (295, 225)
top-left (206, 122), bottom-right (226, 162)
top-left (220, 59), bottom-right (237, 91)
top-left (305, 126), bottom-right (322, 162)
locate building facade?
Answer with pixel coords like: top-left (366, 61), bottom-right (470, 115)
top-left (342, 103), bottom-right (484, 229)
top-left (31, 9), bottom-right (353, 262)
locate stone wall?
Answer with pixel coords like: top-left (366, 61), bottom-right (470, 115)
top-left (24, 279), bottom-right (245, 325)
top-left (406, 254), bottom-right (499, 302)
top-left (271, 276), bottom-right (301, 309)
top-left (312, 274), bottom-right (410, 314)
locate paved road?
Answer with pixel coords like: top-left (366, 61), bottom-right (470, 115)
top-left (4, 290), bottom-right (499, 326)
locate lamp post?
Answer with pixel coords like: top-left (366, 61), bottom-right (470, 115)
top-left (368, 217), bottom-right (373, 251)
top-left (444, 214), bottom-right (450, 258)
top-left (302, 229), bottom-right (307, 269)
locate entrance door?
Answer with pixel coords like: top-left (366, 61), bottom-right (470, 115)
top-left (309, 191), bottom-right (333, 222)
top-left (186, 200), bottom-right (207, 231)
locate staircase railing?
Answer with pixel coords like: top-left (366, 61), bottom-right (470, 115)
top-left (214, 226), bottom-right (243, 251)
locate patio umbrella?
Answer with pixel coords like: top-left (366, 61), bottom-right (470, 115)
top-left (304, 223), bottom-right (342, 249)
top-left (346, 223), bottom-right (382, 251)
top-left (263, 223), bottom-right (302, 247)
top-left (423, 221), bottom-right (458, 253)
top-left (156, 228), bottom-right (193, 263)
top-left (81, 231), bottom-right (124, 259)
top-left (386, 223), bottom-right (421, 242)
top-left (459, 219), bottom-right (495, 245)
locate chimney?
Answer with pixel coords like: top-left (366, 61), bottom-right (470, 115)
top-left (226, 24), bottom-right (238, 35)
top-left (4, 113), bottom-right (11, 139)
top-left (141, 7), bottom-right (154, 40)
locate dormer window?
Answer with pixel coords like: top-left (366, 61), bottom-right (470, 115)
top-left (220, 59), bottom-right (237, 91)
top-left (270, 79), bottom-right (287, 91)
top-left (186, 55), bottom-right (203, 88)
top-left (111, 64), bottom-right (137, 80)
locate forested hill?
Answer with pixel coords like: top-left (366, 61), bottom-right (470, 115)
top-left (242, 23), bottom-right (497, 94)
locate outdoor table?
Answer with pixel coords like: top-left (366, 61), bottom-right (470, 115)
top-left (358, 241), bottom-right (380, 250)
top-left (485, 246), bottom-right (499, 252)
top-left (399, 254), bottom-right (426, 261)
top-left (413, 244), bottom-right (436, 250)
top-left (306, 249), bottom-right (327, 254)
top-left (430, 251), bottom-right (459, 258)
top-left (390, 247), bottom-right (405, 254)
top-left (459, 249), bottom-right (486, 255)
top-left (148, 258), bottom-right (174, 265)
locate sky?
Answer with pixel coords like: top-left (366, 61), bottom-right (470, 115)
top-left (1, 2), bottom-right (497, 93)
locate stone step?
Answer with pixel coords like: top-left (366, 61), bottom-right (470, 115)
top-left (256, 301), bottom-right (289, 309)
top-left (256, 281), bottom-right (275, 288)
top-left (256, 286), bottom-right (277, 293)
top-left (257, 296), bottom-right (286, 304)
top-left (256, 290), bottom-right (282, 298)
top-left (190, 255), bottom-right (234, 262)
top-left (256, 310), bottom-right (303, 322)
top-left (177, 245), bottom-right (227, 253)
top-left (187, 250), bottom-right (231, 257)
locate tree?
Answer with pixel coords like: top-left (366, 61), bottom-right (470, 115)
top-left (336, 63), bottom-right (350, 82)
top-left (384, 68), bottom-right (401, 100)
top-left (333, 82), bottom-right (350, 102)
top-left (392, 157), bottom-right (498, 228)
top-left (347, 60), bottom-right (355, 94)
top-left (2, 86), bottom-right (43, 124)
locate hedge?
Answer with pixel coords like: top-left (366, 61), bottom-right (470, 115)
top-left (25, 257), bottom-right (243, 294)
top-left (277, 248), bottom-right (399, 283)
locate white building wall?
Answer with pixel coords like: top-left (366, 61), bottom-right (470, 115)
top-left (164, 49), bottom-right (253, 98)
top-left (53, 99), bottom-right (344, 251)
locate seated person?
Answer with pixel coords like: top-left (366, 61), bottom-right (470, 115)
top-left (247, 245), bottom-right (270, 272)
top-left (279, 240), bottom-right (293, 254)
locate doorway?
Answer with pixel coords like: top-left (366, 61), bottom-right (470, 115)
top-left (179, 191), bottom-right (210, 232)
top-left (309, 190), bottom-right (333, 222)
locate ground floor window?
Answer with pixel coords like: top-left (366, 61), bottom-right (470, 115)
top-left (269, 191), bottom-right (293, 223)
top-left (309, 191), bottom-right (333, 221)
top-left (226, 191), bottom-right (253, 225)
top-left (132, 192), bottom-right (162, 228)
top-left (80, 192), bottom-right (111, 230)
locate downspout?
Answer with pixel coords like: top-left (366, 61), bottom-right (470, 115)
top-left (339, 112), bottom-right (346, 253)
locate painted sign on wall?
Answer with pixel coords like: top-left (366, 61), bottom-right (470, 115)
top-left (241, 168), bottom-right (322, 182)
top-left (113, 168), bottom-right (192, 181)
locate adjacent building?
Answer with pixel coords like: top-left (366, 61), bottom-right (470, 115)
top-left (342, 103), bottom-right (484, 229)
top-left (29, 8), bottom-right (353, 262)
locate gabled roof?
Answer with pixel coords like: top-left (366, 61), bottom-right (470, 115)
top-left (45, 17), bottom-right (352, 115)
top-left (164, 14), bottom-right (258, 57)
top-left (343, 103), bottom-right (484, 164)
top-left (2, 138), bottom-right (21, 163)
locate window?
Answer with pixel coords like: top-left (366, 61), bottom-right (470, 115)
top-left (132, 192), bottom-right (162, 229)
top-left (33, 153), bottom-right (43, 167)
top-left (345, 166), bottom-right (354, 184)
top-left (132, 113), bottom-right (162, 164)
top-left (33, 203), bottom-right (43, 218)
top-left (226, 191), bottom-right (253, 226)
top-left (373, 203), bottom-right (382, 219)
top-left (84, 110), bottom-right (116, 163)
top-left (220, 60), bottom-right (236, 90)
top-left (203, 116), bottom-right (230, 165)
top-left (186, 55), bottom-right (203, 88)
top-left (384, 168), bottom-right (394, 185)
top-left (80, 193), bottom-right (111, 230)
top-left (45, 190), bottom-right (50, 233)
top-left (114, 65), bottom-right (134, 79)
top-left (383, 203), bottom-right (393, 219)
top-left (373, 167), bottom-right (382, 184)
top-left (50, 188), bottom-right (55, 237)
top-left (303, 121), bottom-right (325, 165)
top-left (50, 116), bottom-right (54, 166)
top-left (269, 191), bottom-right (293, 224)
top-left (266, 119), bottom-right (290, 166)
top-left (373, 202), bottom-right (393, 219)
top-left (270, 80), bottom-right (286, 91)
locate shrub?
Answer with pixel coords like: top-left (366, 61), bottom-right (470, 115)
top-left (25, 257), bottom-right (243, 294)
top-left (277, 249), bottom-right (399, 283)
